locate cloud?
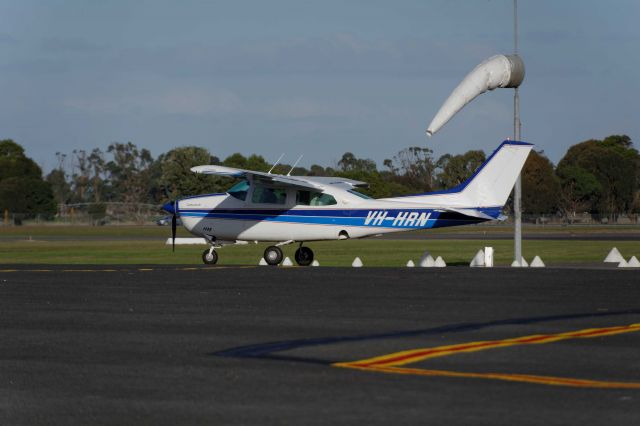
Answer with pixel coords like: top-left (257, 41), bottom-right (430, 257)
top-left (89, 33), bottom-right (494, 80)
top-left (0, 33), bottom-right (17, 44)
top-left (260, 97), bottom-right (372, 120)
top-left (40, 37), bottom-right (105, 53)
top-left (63, 86), bottom-right (243, 116)
top-left (62, 85), bottom-right (373, 122)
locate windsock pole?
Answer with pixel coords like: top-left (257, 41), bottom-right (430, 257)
top-left (513, 0), bottom-right (522, 266)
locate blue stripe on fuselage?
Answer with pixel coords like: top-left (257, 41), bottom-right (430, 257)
top-left (177, 207), bottom-right (499, 229)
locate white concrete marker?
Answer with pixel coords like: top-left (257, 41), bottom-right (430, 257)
top-left (627, 256), bottom-right (640, 268)
top-left (258, 258), bottom-right (268, 266)
top-left (281, 257), bottom-right (293, 266)
top-left (434, 256), bottom-right (447, 267)
top-left (406, 260), bottom-right (415, 267)
top-left (511, 258), bottom-right (529, 267)
top-left (352, 257), bottom-right (363, 267)
top-left (419, 255), bottom-right (435, 267)
top-left (530, 256), bottom-right (545, 268)
top-left (604, 247), bottom-right (624, 263)
top-left (484, 247), bottom-right (494, 267)
top-left (165, 237), bottom-right (208, 245)
top-left (311, 260), bottom-right (320, 267)
top-left (618, 259), bottom-right (629, 268)
top-left (470, 249), bottom-right (485, 267)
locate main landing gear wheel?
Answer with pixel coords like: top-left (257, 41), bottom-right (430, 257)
top-left (202, 249), bottom-right (218, 265)
top-left (294, 246), bottom-right (314, 266)
top-left (264, 246), bottom-right (284, 266)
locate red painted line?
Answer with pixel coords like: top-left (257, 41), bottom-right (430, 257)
top-left (355, 325), bottom-right (640, 368)
top-left (335, 323), bottom-right (640, 388)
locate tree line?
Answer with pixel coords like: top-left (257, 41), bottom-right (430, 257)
top-left (1, 134), bottom-right (638, 222)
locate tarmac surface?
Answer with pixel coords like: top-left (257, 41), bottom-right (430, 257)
top-left (2, 265), bottom-right (640, 425)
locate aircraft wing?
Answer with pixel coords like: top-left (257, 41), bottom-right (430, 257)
top-left (301, 176), bottom-right (369, 188)
top-left (190, 165), bottom-right (247, 177)
top-left (190, 165), bottom-right (321, 190)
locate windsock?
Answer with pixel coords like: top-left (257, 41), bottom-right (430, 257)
top-left (427, 54), bottom-right (525, 136)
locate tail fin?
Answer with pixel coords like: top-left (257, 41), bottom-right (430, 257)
top-left (386, 141), bottom-right (533, 208)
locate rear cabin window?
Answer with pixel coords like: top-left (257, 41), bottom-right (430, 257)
top-left (347, 189), bottom-right (372, 199)
top-left (252, 185), bottom-right (287, 205)
top-left (296, 191), bottom-right (337, 206)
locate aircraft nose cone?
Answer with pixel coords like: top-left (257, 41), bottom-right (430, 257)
top-left (162, 201), bottom-right (175, 215)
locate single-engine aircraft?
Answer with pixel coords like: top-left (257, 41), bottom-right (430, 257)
top-left (163, 140), bottom-right (532, 266)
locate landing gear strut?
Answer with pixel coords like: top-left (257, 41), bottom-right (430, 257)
top-left (294, 246), bottom-right (314, 266)
top-left (202, 248), bottom-right (218, 265)
top-left (264, 246), bottom-right (284, 266)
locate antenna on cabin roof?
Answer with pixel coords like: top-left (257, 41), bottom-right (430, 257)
top-left (267, 153), bottom-right (285, 174)
top-left (287, 155), bottom-right (304, 176)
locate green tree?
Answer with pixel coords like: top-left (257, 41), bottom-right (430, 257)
top-left (46, 169), bottom-right (71, 205)
top-left (46, 152), bottom-right (72, 205)
top-left (0, 139), bottom-right (42, 180)
top-left (435, 150), bottom-right (486, 189)
top-left (308, 164), bottom-right (328, 176)
top-left (556, 165), bottom-right (601, 222)
top-left (556, 135), bottom-right (638, 220)
top-left (521, 151), bottom-right (560, 214)
top-left (88, 148), bottom-right (107, 203)
top-left (106, 142), bottom-right (154, 204)
top-left (338, 152), bottom-right (377, 174)
top-left (0, 139), bottom-right (56, 218)
top-left (222, 153), bottom-right (270, 172)
top-left (70, 149), bottom-right (91, 202)
top-left (159, 146), bottom-right (223, 200)
top-left (386, 146), bottom-right (436, 192)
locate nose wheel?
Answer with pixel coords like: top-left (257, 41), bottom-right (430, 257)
top-left (294, 246), bottom-right (314, 266)
top-left (202, 248), bottom-right (218, 265)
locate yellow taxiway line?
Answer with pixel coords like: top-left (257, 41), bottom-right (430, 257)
top-left (334, 323), bottom-right (640, 389)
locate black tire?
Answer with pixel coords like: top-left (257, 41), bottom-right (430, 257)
top-left (202, 249), bottom-right (218, 265)
top-left (294, 246), bottom-right (314, 266)
top-left (264, 246), bottom-right (283, 266)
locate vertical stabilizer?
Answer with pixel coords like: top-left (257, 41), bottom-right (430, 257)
top-left (384, 141), bottom-right (533, 208)
top-left (456, 141), bottom-right (532, 207)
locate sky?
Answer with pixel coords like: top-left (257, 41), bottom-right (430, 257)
top-left (1, 0), bottom-right (639, 172)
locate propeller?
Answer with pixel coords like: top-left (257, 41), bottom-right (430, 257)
top-left (162, 200), bottom-right (178, 252)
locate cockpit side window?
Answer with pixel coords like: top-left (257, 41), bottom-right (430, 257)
top-left (296, 190), bottom-right (337, 206)
top-left (252, 184), bottom-right (287, 205)
top-left (227, 180), bottom-right (249, 201)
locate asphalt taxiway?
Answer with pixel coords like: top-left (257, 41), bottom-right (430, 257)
top-left (1, 266), bottom-right (639, 425)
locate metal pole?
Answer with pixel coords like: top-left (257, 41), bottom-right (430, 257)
top-left (513, 0), bottom-right (522, 265)
top-left (514, 88), bottom-right (522, 265)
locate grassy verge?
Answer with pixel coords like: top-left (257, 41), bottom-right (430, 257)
top-left (1, 223), bottom-right (639, 238)
top-left (1, 237), bottom-right (638, 266)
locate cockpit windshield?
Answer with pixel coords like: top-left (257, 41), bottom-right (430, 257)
top-left (227, 180), bottom-right (249, 201)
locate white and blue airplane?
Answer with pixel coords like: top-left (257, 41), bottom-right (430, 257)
top-left (163, 140), bottom-right (532, 265)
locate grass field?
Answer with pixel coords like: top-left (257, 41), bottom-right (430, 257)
top-left (1, 225), bottom-right (638, 266)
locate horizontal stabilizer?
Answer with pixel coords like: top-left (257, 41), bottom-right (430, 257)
top-left (443, 208), bottom-right (496, 220)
